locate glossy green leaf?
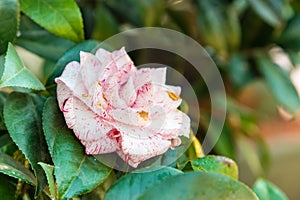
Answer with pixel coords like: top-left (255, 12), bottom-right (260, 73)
top-left (256, 55), bottom-right (300, 114)
top-left (0, 174), bottom-right (16, 200)
top-left (42, 97), bottom-right (111, 199)
top-left (138, 172), bottom-right (259, 200)
top-left (38, 162), bottom-right (55, 199)
top-left (0, 43), bottom-right (45, 90)
top-left (0, 152), bottom-right (36, 185)
top-left (20, 0), bottom-right (84, 43)
top-left (0, 0), bottom-right (19, 54)
top-left (0, 92), bottom-right (7, 130)
top-left (278, 13), bottom-right (300, 50)
top-left (16, 16), bottom-right (74, 61)
top-left (46, 40), bottom-right (100, 86)
top-left (190, 155), bottom-right (238, 180)
top-left (3, 92), bottom-right (51, 195)
top-left (104, 167), bottom-right (182, 200)
top-left (253, 179), bottom-right (288, 200)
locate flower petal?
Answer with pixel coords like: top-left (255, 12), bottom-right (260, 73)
top-left (117, 128), bottom-right (171, 167)
top-left (80, 51), bottom-right (105, 89)
top-left (63, 97), bottom-right (118, 154)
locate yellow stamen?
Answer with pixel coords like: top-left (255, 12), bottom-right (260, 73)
top-left (139, 110), bottom-right (149, 121)
top-left (97, 102), bottom-right (102, 107)
top-left (97, 81), bottom-right (102, 86)
top-left (167, 91), bottom-right (180, 101)
top-left (82, 93), bottom-right (88, 98)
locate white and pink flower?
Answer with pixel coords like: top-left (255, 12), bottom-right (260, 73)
top-left (55, 47), bottom-right (190, 167)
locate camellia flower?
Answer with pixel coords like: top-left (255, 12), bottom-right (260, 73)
top-left (55, 47), bottom-right (190, 167)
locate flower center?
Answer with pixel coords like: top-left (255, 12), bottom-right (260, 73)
top-left (139, 110), bottom-right (149, 121)
top-left (167, 91), bottom-right (180, 101)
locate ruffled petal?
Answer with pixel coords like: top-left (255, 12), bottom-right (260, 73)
top-left (116, 128), bottom-right (171, 167)
top-left (133, 67), bottom-right (166, 90)
top-left (79, 51), bottom-right (105, 89)
top-left (119, 76), bottom-right (136, 106)
top-left (63, 97), bottom-right (118, 154)
top-left (55, 61), bottom-right (80, 90)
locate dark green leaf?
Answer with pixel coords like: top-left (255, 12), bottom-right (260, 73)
top-left (138, 172), bottom-right (259, 200)
top-left (91, 4), bottom-right (119, 41)
top-left (46, 40), bottom-right (100, 86)
top-left (0, 152), bottom-right (36, 185)
top-left (104, 167), bottom-right (182, 200)
top-left (0, 134), bottom-right (13, 148)
top-left (38, 162), bottom-right (55, 199)
top-left (4, 92), bottom-right (51, 195)
top-left (16, 16), bottom-right (74, 61)
top-left (0, 43), bottom-right (45, 90)
top-left (0, 92), bottom-right (7, 130)
top-left (253, 178), bottom-right (288, 200)
top-left (190, 155), bottom-right (239, 180)
top-left (42, 97), bottom-right (111, 199)
top-left (20, 0), bottom-right (84, 43)
top-left (256, 55), bottom-right (300, 114)
top-left (278, 13), bottom-right (300, 50)
top-left (0, 174), bottom-right (16, 200)
top-left (0, 0), bottom-right (19, 54)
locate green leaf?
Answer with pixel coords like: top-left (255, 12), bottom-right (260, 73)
top-left (256, 55), bottom-right (300, 114)
top-left (0, 134), bottom-right (13, 148)
top-left (3, 92), bottom-right (51, 195)
top-left (253, 179), bottom-right (288, 200)
top-left (278, 13), bottom-right (300, 50)
top-left (38, 162), bottom-right (56, 199)
top-left (190, 155), bottom-right (239, 180)
top-left (42, 97), bottom-right (111, 199)
top-left (0, 43), bottom-right (45, 90)
top-left (228, 54), bottom-right (254, 88)
top-left (46, 40), bottom-right (100, 87)
top-left (20, 0), bottom-right (84, 43)
top-left (91, 4), bottom-right (119, 41)
top-left (138, 172), bottom-right (259, 200)
top-left (104, 167), bottom-right (182, 200)
top-left (0, 92), bottom-right (7, 130)
top-left (196, 1), bottom-right (241, 56)
top-left (0, 174), bottom-right (16, 200)
top-left (16, 16), bottom-right (74, 62)
top-left (0, 152), bottom-right (36, 185)
top-left (248, 0), bottom-right (282, 27)
top-left (0, 0), bottom-right (19, 54)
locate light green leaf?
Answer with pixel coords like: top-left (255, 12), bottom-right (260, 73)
top-left (256, 55), bottom-right (300, 114)
top-left (42, 97), bottom-right (111, 199)
top-left (138, 172), bottom-right (259, 200)
top-left (248, 0), bottom-right (282, 27)
top-left (20, 0), bottom-right (84, 43)
top-left (0, 43), bottom-right (45, 90)
top-left (253, 179), bottom-right (288, 200)
top-left (0, 152), bottom-right (36, 185)
top-left (46, 40), bottom-right (100, 86)
top-left (3, 92), bottom-right (51, 196)
top-left (190, 155), bottom-right (239, 180)
top-left (38, 162), bottom-right (56, 199)
top-left (104, 167), bottom-right (182, 200)
top-left (16, 16), bottom-right (74, 62)
top-left (0, 0), bottom-right (19, 54)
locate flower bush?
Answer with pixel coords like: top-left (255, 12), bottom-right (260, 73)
top-left (0, 0), bottom-right (296, 199)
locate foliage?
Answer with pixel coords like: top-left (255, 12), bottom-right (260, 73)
top-left (0, 0), bottom-right (297, 199)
